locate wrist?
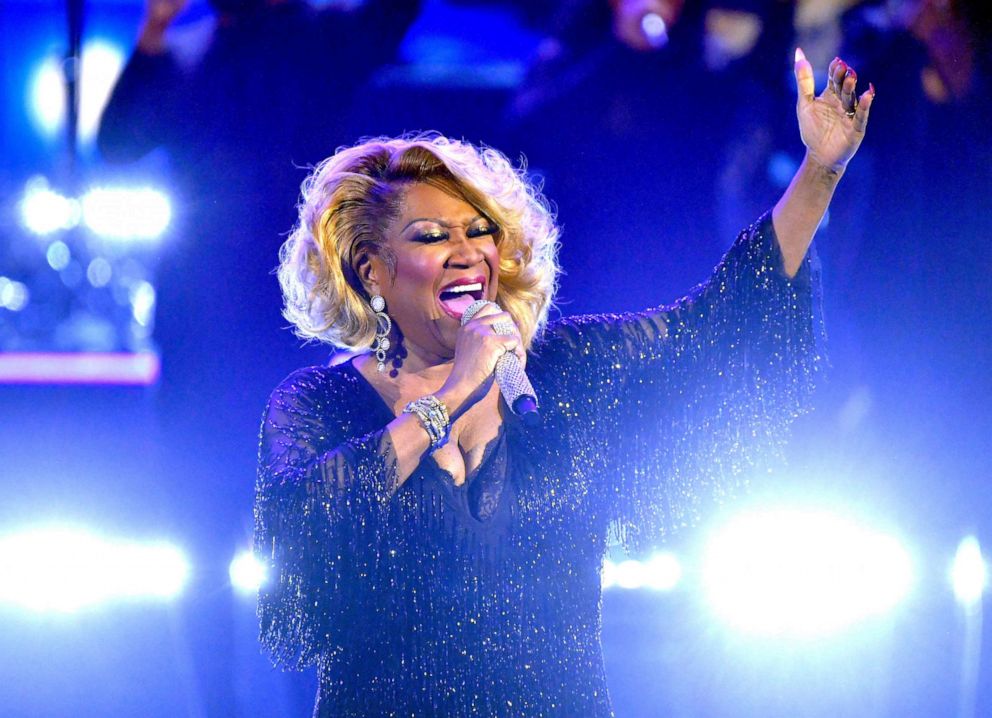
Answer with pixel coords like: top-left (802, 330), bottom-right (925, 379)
top-left (802, 151), bottom-right (846, 182)
top-left (403, 395), bottom-right (451, 450)
top-left (435, 383), bottom-right (470, 422)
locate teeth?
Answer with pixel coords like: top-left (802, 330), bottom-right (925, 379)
top-left (443, 282), bottom-right (482, 295)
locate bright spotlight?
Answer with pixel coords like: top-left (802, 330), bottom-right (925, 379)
top-left (28, 40), bottom-right (124, 143)
top-left (229, 549), bottom-right (266, 593)
top-left (21, 177), bottom-right (80, 235)
top-left (601, 552), bottom-right (682, 591)
top-left (701, 509), bottom-right (913, 637)
top-left (81, 187), bottom-right (172, 240)
top-left (951, 536), bottom-right (987, 608)
top-left (643, 552), bottom-right (682, 591)
top-left (29, 56), bottom-right (64, 137)
top-left (0, 527), bottom-right (190, 613)
top-left (77, 41), bottom-right (125, 143)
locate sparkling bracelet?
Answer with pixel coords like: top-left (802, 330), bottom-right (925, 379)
top-left (403, 395), bottom-right (450, 449)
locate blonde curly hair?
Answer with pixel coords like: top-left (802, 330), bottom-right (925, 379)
top-left (278, 133), bottom-right (561, 351)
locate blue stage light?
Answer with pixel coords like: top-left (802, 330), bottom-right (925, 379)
top-left (81, 187), bottom-right (172, 240)
top-left (701, 508), bottom-right (914, 637)
top-left (0, 527), bottom-right (190, 613)
top-left (130, 280), bottom-right (156, 327)
top-left (29, 55), bottom-right (63, 138)
top-left (0, 277), bottom-right (30, 312)
top-left (229, 549), bottom-right (267, 594)
top-left (21, 179), bottom-right (172, 241)
top-left (46, 240), bottom-right (72, 270)
top-left (602, 551), bottom-right (682, 591)
top-left (20, 177), bottom-right (80, 235)
top-left (28, 39), bottom-right (124, 144)
top-left (951, 536), bottom-right (987, 608)
top-left (641, 13), bottom-right (669, 48)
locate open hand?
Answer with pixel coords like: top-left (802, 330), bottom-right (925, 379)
top-left (793, 48), bottom-right (875, 174)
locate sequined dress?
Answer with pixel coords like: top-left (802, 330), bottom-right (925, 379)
top-left (255, 214), bottom-right (819, 717)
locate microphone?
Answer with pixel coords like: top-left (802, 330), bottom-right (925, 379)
top-left (461, 299), bottom-right (539, 426)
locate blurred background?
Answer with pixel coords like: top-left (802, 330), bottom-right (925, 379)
top-left (0, 0), bottom-right (989, 716)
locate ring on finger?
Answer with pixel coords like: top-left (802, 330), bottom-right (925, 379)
top-left (492, 320), bottom-right (515, 336)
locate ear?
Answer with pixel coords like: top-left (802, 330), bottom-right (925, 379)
top-left (355, 251), bottom-right (385, 297)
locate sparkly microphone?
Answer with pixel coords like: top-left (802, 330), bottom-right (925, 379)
top-left (461, 299), bottom-right (539, 426)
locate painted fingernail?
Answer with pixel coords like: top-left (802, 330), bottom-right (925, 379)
top-left (869, 82), bottom-right (876, 97)
top-left (795, 47), bottom-right (806, 62)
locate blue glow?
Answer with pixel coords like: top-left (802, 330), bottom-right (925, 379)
top-left (701, 508), bottom-right (914, 637)
top-left (81, 187), bottom-right (172, 240)
top-left (21, 177), bottom-right (80, 235)
top-left (951, 536), bottom-right (987, 607)
top-left (0, 527), bottom-right (190, 612)
top-left (602, 551), bottom-right (682, 591)
top-left (229, 550), bottom-right (267, 594)
top-left (27, 39), bottom-right (125, 143)
top-left (0, 277), bottom-right (30, 312)
top-left (641, 13), bottom-right (669, 48)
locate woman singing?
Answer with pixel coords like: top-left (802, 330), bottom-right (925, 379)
top-left (255, 51), bottom-right (873, 716)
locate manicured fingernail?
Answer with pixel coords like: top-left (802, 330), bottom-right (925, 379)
top-left (869, 82), bottom-right (876, 96)
top-left (795, 47), bottom-right (806, 62)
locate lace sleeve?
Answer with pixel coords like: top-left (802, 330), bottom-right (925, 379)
top-left (253, 368), bottom-right (397, 669)
top-left (539, 212), bottom-right (822, 549)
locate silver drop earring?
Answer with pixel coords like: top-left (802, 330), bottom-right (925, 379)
top-left (371, 294), bottom-right (391, 373)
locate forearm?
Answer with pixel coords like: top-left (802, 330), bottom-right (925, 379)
top-left (386, 382), bottom-right (472, 488)
top-left (772, 154), bottom-right (843, 277)
top-left (385, 412), bottom-right (435, 488)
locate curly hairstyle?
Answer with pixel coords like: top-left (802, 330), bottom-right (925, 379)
top-left (278, 133), bottom-right (561, 351)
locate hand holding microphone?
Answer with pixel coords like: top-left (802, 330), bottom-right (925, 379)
top-left (461, 300), bottom-right (539, 426)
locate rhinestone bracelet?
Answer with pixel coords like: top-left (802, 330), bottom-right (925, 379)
top-left (403, 395), bottom-right (450, 449)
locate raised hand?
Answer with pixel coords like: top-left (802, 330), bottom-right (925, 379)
top-left (793, 48), bottom-right (875, 174)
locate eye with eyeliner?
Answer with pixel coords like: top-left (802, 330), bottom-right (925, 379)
top-left (413, 230), bottom-right (448, 243)
top-left (410, 222), bottom-right (497, 244)
top-left (468, 223), bottom-right (497, 238)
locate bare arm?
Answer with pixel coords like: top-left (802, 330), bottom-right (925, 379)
top-left (773, 49), bottom-right (875, 277)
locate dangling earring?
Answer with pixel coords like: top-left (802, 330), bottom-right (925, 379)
top-left (370, 294), bottom-right (391, 373)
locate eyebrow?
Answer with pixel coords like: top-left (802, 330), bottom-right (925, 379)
top-left (401, 215), bottom-right (486, 233)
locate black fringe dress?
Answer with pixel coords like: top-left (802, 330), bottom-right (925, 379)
top-left (254, 213), bottom-right (820, 717)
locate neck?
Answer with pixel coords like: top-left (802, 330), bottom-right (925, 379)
top-left (392, 348), bottom-right (453, 386)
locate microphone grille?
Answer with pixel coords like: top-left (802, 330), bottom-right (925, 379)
top-left (460, 299), bottom-right (498, 326)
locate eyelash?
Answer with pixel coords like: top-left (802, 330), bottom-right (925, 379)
top-left (414, 225), bottom-right (497, 243)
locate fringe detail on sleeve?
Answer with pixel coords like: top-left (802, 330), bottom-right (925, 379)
top-left (537, 212), bottom-right (823, 552)
top-left (254, 368), bottom-right (397, 670)
top-left (623, 213), bottom-right (822, 549)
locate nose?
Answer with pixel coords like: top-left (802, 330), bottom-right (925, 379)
top-left (444, 231), bottom-right (485, 268)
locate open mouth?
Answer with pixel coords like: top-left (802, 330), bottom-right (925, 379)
top-left (437, 278), bottom-right (486, 319)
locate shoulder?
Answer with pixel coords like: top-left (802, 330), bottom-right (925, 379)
top-left (271, 361), bottom-right (364, 394)
top-left (530, 312), bottom-right (650, 368)
top-left (266, 363), bottom-right (366, 414)
top-left (261, 362), bottom-right (378, 448)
